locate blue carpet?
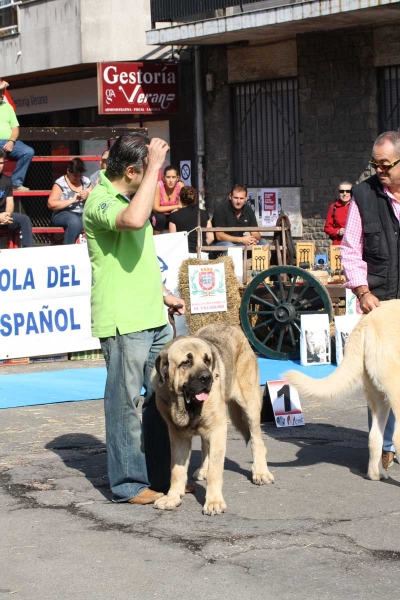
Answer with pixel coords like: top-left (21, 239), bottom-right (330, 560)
top-left (258, 358), bottom-right (336, 384)
top-left (0, 367), bottom-right (107, 410)
top-left (0, 358), bottom-right (336, 410)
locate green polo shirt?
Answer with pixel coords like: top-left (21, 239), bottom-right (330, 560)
top-left (83, 171), bottom-right (166, 338)
top-left (0, 101), bottom-right (19, 139)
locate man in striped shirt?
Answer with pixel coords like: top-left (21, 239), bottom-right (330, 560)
top-left (341, 131), bottom-right (400, 471)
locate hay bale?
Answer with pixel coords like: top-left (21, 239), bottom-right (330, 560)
top-left (178, 256), bottom-right (241, 335)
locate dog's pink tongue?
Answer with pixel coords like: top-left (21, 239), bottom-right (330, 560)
top-left (195, 392), bottom-right (209, 402)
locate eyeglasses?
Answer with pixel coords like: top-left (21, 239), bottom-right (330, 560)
top-left (369, 157), bottom-right (400, 172)
top-left (339, 189), bottom-right (352, 194)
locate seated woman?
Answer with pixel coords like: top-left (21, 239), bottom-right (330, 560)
top-left (47, 157), bottom-right (92, 244)
top-left (324, 181), bottom-right (352, 245)
top-left (151, 165), bottom-right (184, 234)
top-left (168, 186), bottom-right (213, 253)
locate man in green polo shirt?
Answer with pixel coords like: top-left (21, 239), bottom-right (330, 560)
top-left (83, 132), bottom-right (185, 505)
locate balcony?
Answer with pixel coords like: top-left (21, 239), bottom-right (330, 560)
top-left (147, 0), bottom-right (400, 46)
top-left (150, 0), bottom-right (263, 24)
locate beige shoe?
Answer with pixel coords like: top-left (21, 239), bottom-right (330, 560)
top-left (13, 185), bottom-right (30, 192)
top-left (382, 450), bottom-right (395, 470)
top-left (128, 488), bottom-right (164, 505)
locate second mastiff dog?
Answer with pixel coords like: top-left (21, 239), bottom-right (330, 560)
top-left (152, 324), bottom-right (274, 516)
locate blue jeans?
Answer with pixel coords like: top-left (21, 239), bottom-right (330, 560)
top-left (0, 140), bottom-right (34, 187)
top-left (100, 324), bottom-right (173, 502)
top-left (51, 210), bottom-right (83, 244)
top-left (210, 238), bottom-right (268, 258)
top-left (368, 408), bottom-right (395, 453)
top-left (0, 213), bottom-right (34, 247)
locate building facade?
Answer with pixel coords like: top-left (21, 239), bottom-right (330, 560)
top-left (147, 0), bottom-right (400, 252)
top-left (0, 0), bottom-right (195, 196)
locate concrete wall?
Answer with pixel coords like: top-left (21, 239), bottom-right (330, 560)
top-left (297, 28), bottom-right (377, 253)
top-left (1, 0), bottom-right (82, 76)
top-left (80, 0), bottom-right (168, 63)
top-left (0, 0), bottom-right (166, 78)
top-left (227, 39), bottom-right (297, 82)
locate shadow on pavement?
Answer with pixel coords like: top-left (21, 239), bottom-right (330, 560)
top-left (45, 433), bottom-right (111, 500)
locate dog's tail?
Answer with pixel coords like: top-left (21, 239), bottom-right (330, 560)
top-left (284, 316), bottom-right (366, 402)
top-left (227, 401), bottom-right (251, 444)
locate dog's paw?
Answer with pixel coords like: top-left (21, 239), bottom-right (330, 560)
top-left (367, 469), bottom-right (386, 481)
top-left (202, 498), bottom-right (226, 516)
top-left (193, 467), bottom-right (207, 481)
top-left (252, 469), bottom-right (275, 485)
top-left (154, 494), bottom-right (182, 511)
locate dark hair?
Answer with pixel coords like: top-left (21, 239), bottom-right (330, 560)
top-left (66, 157), bottom-right (86, 174)
top-left (374, 131), bottom-right (400, 154)
top-left (179, 186), bottom-right (197, 207)
top-left (0, 148), bottom-right (5, 160)
top-left (230, 183), bottom-right (247, 195)
top-left (106, 132), bottom-right (150, 178)
top-left (163, 165), bottom-right (179, 176)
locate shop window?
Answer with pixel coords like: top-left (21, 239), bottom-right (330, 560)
top-left (378, 66), bottom-right (400, 133)
top-left (231, 77), bottom-right (300, 187)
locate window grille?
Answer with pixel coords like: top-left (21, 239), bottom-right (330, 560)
top-left (378, 65), bottom-right (400, 133)
top-left (231, 78), bottom-right (300, 187)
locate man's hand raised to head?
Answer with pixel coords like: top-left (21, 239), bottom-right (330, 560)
top-left (146, 138), bottom-right (170, 173)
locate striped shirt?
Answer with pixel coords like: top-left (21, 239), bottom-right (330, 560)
top-left (341, 187), bottom-right (400, 289)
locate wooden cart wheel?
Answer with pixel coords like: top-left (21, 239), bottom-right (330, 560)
top-left (240, 266), bottom-right (333, 360)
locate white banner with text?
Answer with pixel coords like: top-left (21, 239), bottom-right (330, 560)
top-left (0, 245), bottom-right (100, 359)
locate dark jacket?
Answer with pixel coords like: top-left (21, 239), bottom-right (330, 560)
top-left (353, 175), bottom-right (400, 300)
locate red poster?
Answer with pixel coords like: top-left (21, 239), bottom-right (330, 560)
top-left (263, 191), bottom-right (277, 211)
top-left (97, 62), bottom-right (179, 115)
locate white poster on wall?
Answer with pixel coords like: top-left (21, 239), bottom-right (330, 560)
top-left (248, 187), bottom-right (302, 235)
top-left (153, 231), bottom-right (190, 336)
top-left (0, 245), bottom-right (100, 359)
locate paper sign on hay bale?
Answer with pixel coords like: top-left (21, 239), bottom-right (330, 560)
top-left (188, 263), bottom-right (227, 314)
top-left (178, 257), bottom-right (241, 335)
top-left (266, 380), bottom-right (305, 428)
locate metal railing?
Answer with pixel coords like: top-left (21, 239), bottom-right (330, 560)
top-left (150, 0), bottom-right (262, 24)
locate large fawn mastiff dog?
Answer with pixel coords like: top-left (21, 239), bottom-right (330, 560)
top-left (152, 324), bottom-right (274, 516)
top-left (285, 300), bottom-right (400, 481)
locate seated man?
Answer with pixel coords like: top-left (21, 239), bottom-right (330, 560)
top-left (212, 184), bottom-right (267, 251)
top-left (0, 148), bottom-right (33, 247)
top-left (0, 79), bottom-right (34, 192)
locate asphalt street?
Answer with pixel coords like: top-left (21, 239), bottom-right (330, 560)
top-left (1, 361), bottom-right (400, 599)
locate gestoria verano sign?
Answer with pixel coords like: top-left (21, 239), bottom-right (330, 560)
top-left (97, 62), bottom-right (179, 114)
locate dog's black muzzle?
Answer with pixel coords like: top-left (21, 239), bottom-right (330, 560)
top-left (182, 369), bottom-right (213, 404)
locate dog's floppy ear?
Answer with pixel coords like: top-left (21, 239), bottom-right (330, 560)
top-left (155, 350), bottom-right (169, 387)
top-left (211, 348), bottom-right (219, 371)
